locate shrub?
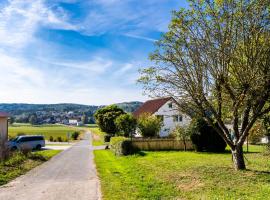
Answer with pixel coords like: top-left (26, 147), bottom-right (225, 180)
top-left (115, 113), bottom-right (137, 137)
top-left (110, 137), bottom-right (137, 156)
top-left (71, 131), bottom-right (80, 140)
top-left (169, 125), bottom-right (190, 151)
top-left (104, 134), bottom-right (111, 143)
top-left (17, 133), bottom-right (25, 136)
top-left (49, 136), bottom-right (54, 142)
top-left (57, 137), bottom-right (63, 142)
top-left (137, 113), bottom-right (162, 137)
top-left (189, 117), bottom-right (226, 152)
top-left (249, 121), bottom-right (265, 144)
top-left (94, 105), bottom-right (126, 134)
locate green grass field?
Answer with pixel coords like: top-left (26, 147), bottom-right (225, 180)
top-left (88, 126), bottom-right (106, 146)
top-left (0, 150), bottom-right (61, 186)
top-left (94, 145), bottom-right (270, 200)
top-left (8, 124), bottom-right (83, 141)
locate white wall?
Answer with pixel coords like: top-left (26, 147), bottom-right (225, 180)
top-left (154, 100), bottom-right (191, 137)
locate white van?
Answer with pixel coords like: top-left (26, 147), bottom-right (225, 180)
top-left (8, 135), bottom-right (45, 151)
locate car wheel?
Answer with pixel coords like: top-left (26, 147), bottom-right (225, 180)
top-left (36, 144), bottom-right (41, 150)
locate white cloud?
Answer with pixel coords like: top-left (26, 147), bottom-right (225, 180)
top-left (0, 0), bottom-right (76, 48)
top-left (123, 33), bottom-right (158, 42)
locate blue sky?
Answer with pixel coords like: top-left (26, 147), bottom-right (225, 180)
top-left (0, 0), bottom-right (188, 105)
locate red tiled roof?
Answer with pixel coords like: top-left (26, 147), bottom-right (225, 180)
top-left (0, 112), bottom-right (9, 118)
top-left (133, 97), bottom-right (172, 118)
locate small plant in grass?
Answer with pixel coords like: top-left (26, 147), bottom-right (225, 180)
top-left (49, 136), bottom-right (54, 142)
top-left (71, 131), bottom-right (79, 140)
top-left (57, 137), bottom-right (63, 142)
top-left (169, 125), bottom-right (190, 151)
top-left (137, 113), bottom-right (162, 137)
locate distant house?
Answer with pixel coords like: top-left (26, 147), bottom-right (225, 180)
top-left (0, 112), bottom-right (9, 159)
top-left (133, 97), bottom-right (191, 137)
top-left (68, 119), bottom-right (79, 125)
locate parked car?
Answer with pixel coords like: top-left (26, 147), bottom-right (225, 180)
top-left (8, 135), bottom-right (45, 151)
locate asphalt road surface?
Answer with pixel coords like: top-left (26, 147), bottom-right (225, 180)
top-left (0, 132), bottom-right (101, 200)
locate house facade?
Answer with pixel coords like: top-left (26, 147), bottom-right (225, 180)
top-left (0, 112), bottom-right (9, 160)
top-left (133, 97), bottom-right (191, 137)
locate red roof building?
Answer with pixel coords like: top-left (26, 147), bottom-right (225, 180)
top-left (133, 97), bottom-right (173, 118)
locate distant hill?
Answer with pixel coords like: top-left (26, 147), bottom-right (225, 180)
top-left (0, 101), bottom-right (143, 116)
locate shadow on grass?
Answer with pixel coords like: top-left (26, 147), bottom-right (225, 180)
top-left (246, 169), bottom-right (270, 175)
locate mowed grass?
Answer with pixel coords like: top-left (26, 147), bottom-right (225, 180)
top-left (8, 124), bottom-right (83, 140)
top-left (88, 125), bottom-right (106, 146)
top-left (94, 145), bottom-right (270, 200)
top-left (0, 150), bottom-right (61, 186)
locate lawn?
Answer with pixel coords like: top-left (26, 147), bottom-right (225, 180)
top-left (88, 125), bottom-right (106, 146)
top-left (0, 150), bottom-right (61, 186)
top-left (94, 145), bottom-right (270, 200)
top-left (8, 124), bottom-right (83, 141)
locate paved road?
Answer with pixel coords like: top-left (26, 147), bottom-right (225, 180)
top-left (0, 132), bottom-right (101, 200)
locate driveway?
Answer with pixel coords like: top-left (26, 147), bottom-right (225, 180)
top-left (0, 132), bottom-right (101, 200)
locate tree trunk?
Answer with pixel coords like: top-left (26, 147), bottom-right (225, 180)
top-left (231, 146), bottom-right (246, 170)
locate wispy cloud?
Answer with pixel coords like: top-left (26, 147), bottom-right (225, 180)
top-left (0, 0), bottom-right (76, 48)
top-left (123, 34), bottom-right (158, 42)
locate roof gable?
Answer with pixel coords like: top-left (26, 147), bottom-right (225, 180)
top-left (133, 97), bottom-right (173, 118)
top-left (0, 112), bottom-right (9, 118)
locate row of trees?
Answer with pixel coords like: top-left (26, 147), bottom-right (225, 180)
top-left (94, 105), bottom-right (163, 137)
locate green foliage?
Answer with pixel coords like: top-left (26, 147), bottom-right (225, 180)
top-left (109, 137), bottom-right (136, 156)
top-left (49, 136), bottom-right (54, 142)
top-left (104, 134), bottom-right (111, 142)
top-left (94, 105), bottom-right (126, 134)
top-left (249, 122), bottom-right (265, 144)
top-left (57, 136), bottom-right (63, 142)
top-left (189, 117), bottom-right (226, 152)
top-left (81, 114), bottom-right (88, 124)
top-left (9, 117), bottom-right (15, 125)
top-left (0, 150), bottom-right (60, 186)
top-left (263, 114), bottom-right (270, 136)
top-left (29, 114), bottom-right (38, 125)
top-left (137, 113), bottom-right (162, 137)
top-left (71, 131), bottom-right (79, 140)
top-left (115, 113), bottom-right (137, 137)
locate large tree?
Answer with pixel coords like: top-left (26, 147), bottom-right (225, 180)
top-left (139, 0), bottom-right (270, 170)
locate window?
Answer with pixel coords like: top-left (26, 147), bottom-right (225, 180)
top-left (173, 115), bottom-right (183, 122)
top-left (156, 115), bottom-right (164, 122)
top-left (168, 103), bottom-right (172, 108)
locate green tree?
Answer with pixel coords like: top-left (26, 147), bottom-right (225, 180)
top-left (170, 125), bottom-right (190, 151)
top-left (137, 113), bottom-right (162, 137)
top-left (9, 117), bottom-right (15, 125)
top-left (81, 114), bottom-right (88, 125)
top-left (115, 113), bottom-right (137, 137)
top-left (94, 105), bottom-right (125, 134)
top-left (138, 0), bottom-right (270, 170)
top-left (29, 114), bottom-right (38, 125)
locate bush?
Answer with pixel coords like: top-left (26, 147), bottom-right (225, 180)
top-left (71, 131), bottom-right (80, 140)
top-left (115, 113), bottom-right (137, 137)
top-left (57, 137), bottom-right (63, 142)
top-left (104, 134), bottom-right (111, 142)
top-left (137, 113), bottom-right (162, 137)
top-left (49, 136), bottom-right (54, 142)
top-left (189, 117), bottom-right (226, 152)
top-left (249, 121), bottom-right (265, 144)
top-left (169, 125), bottom-right (190, 151)
top-left (110, 137), bottom-right (137, 156)
top-left (94, 105), bottom-right (126, 134)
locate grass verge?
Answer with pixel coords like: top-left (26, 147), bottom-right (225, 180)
top-left (94, 145), bottom-right (270, 200)
top-left (89, 126), bottom-right (106, 146)
top-left (0, 150), bottom-right (61, 186)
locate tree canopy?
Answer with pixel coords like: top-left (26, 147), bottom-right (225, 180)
top-left (139, 0), bottom-right (270, 170)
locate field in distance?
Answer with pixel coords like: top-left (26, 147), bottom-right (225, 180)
top-left (8, 123), bottom-right (83, 141)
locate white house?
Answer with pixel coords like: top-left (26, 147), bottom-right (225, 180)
top-left (133, 97), bottom-right (191, 137)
